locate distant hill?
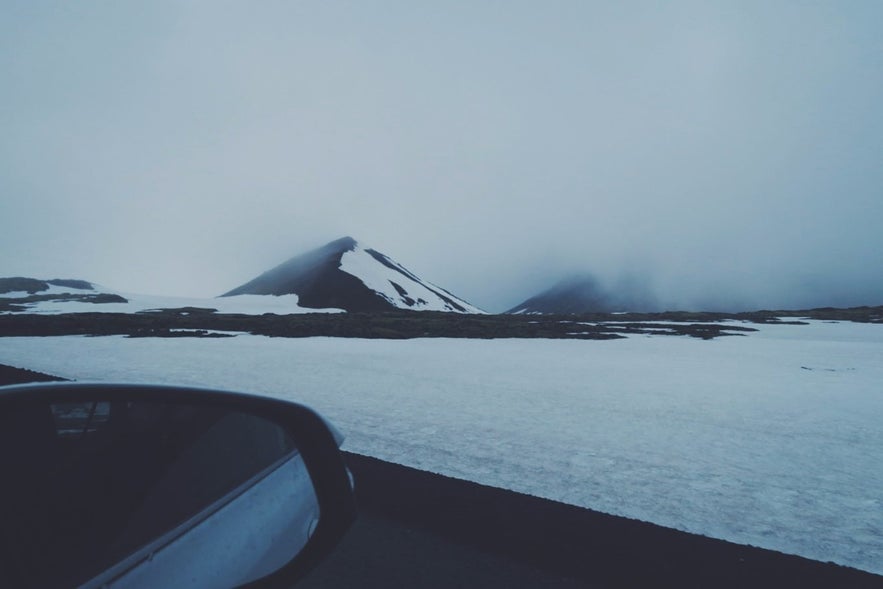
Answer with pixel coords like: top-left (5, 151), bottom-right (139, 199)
top-left (0, 277), bottom-right (95, 295)
top-left (222, 237), bottom-right (484, 314)
top-left (0, 276), bottom-right (342, 316)
top-left (507, 274), bottom-right (657, 314)
top-left (0, 277), bottom-right (128, 313)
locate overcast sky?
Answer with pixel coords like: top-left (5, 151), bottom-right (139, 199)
top-left (2, 1), bottom-right (881, 312)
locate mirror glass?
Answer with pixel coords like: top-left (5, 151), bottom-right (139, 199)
top-left (0, 399), bottom-right (320, 589)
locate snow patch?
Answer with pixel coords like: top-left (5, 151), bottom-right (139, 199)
top-left (2, 283), bottom-right (95, 298)
top-left (2, 289), bottom-right (342, 315)
top-left (1, 321), bottom-right (881, 574)
top-left (339, 244), bottom-right (483, 313)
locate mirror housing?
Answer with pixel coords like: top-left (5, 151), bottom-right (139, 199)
top-left (0, 382), bottom-right (356, 589)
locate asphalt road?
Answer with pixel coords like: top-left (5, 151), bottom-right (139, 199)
top-left (297, 453), bottom-right (882, 589)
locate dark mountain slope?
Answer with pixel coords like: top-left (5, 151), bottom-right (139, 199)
top-left (508, 274), bottom-right (660, 315)
top-left (222, 237), bottom-right (389, 312)
top-left (508, 275), bottom-right (617, 314)
top-left (0, 277), bottom-right (95, 294)
top-left (221, 237), bottom-right (482, 313)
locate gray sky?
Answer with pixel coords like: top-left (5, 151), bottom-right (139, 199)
top-left (2, 1), bottom-right (881, 312)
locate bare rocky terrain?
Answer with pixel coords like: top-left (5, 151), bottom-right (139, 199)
top-left (1, 305), bottom-right (881, 341)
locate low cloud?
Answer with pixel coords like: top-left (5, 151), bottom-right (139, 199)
top-left (1, 3), bottom-right (881, 313)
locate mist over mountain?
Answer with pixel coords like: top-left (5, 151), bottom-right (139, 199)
top-left (222, 237), bottom-right (483, 314)
top-left (0, 277), bottom-right (96, 295)
top-left (507, 274), bottom-right (660, 315)
top-left (3, 239), bottom-right (880, 317)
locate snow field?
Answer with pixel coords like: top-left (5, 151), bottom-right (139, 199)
top-left (0, 320), bottom-right (880, 574)
top-left (339, 246), bottom-right (483, 313)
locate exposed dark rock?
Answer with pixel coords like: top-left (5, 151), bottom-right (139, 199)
top-left (389, 282), bottom-right (416, 306)
top-left (364, 248), bottom-right (468, 312)
top-left (138, 306), bottom-right (218, 316)
top-left (221, 237), bottom-right (479, 313)
top-left (126, 328), bottom-right (234, 338)
top-left (0, 277), bottom-right (52, 295)
top-left (0, 277), bottom-right (95, 295)
top-left (0, 310), bottom-right (762, 340)
top-left (0, 293), bottom-right (127, 312)
top-left (222, 237), bottom-right (393, 312)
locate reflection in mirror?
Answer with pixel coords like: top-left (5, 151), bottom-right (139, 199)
top-left (0, 400), bottom-right (320, 589)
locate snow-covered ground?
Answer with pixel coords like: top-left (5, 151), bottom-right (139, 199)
top-left (2, 287), bottom-right (342, 315)
top-left (1, 321), bottom-right (881, 574)
top-left (339, 244), bottom-right (485, 313)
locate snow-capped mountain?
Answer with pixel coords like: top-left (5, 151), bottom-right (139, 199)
top-left (507, 274), bottom-right (657, 314)
top-left (222, 237), bottom-right (484, 313)
top-left (0, 237), bottom-right (483, 315)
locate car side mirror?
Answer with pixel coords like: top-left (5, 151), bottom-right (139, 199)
top-left (0, 383), bottom-right (356, 589)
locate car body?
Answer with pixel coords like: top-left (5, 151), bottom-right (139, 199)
top-left (0, 382), bottom-right (356, 589)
